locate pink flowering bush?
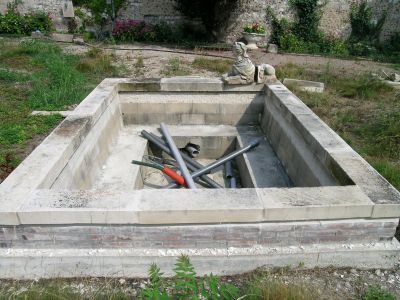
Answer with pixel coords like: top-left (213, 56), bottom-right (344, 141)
top-left (112, 20), bottom-right (156, 42)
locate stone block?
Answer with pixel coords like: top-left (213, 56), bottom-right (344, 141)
top-left (73, 37), bottom-right (85, 45)
top-left (267, 44), bottom-right (278, 53)
top-left (62, 1), bottom-right (74, 18)
top-left (161, 77), bottom-right (223, 92)
top-left (257, 186), bottom-right (374, 221)
top-left (52, 33), bottom-right (74, 43)
top-left (31, 31), bottom-right (44, 39)
top-left (137, 189), bottom-right (264, 224)
top-left (372, 204), bottom-right (400, 218)
top-left (283, 78), bottom-right (325, 93)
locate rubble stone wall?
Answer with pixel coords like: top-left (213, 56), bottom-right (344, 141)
top-left (1, 0), bottom-right (398, 42)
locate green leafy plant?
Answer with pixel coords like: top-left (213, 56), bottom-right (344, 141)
top-left (349, 1), bottom-right (386, 44)
top-left (139, 264), bottom-right (170, 299)
top-left (361, 285), bottom-right (396, 300)
top-left (289, 0), bottom-right (324, 42)
top-left (0, 0), bottom-right (52, 35)
top-left (266, 5), bottom-right (347, 57)
top-left (138, 255), bottom-right (239, 299)
top-left (243, 23), bottom-right (266, 34)
top-left (72, 0), bottom-right (126, 27)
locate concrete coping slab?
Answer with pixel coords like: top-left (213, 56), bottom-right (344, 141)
top-left (118, 77), bottom-right (267, 92)
top-left (14, 186), bottom-right (376, 225)
top-left (283, 78), bottom-right (325, 93)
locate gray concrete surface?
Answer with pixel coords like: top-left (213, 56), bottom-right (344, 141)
top-left (0, 240), bottom-right (399, 278)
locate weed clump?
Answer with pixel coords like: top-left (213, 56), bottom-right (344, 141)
top-left (192, 57), bottom-right (232, 74)
top-left (162, 57), bottom-right (191, 77)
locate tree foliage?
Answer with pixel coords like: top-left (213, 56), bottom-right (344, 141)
top-left (349, 0), bottom-right (386, 43)
top-left (72, 0), bottom-right (126, 25)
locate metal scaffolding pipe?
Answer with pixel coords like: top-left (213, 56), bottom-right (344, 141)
top-left (160, 123), bottom-right (196, 188)
top-left (165, 139), bottom-right (260, 189)
top-left (141, 130), bottom-right (222, 188)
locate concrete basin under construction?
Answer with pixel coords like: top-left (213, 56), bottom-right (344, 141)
top-left (0, 77), bottom-right (399, 278)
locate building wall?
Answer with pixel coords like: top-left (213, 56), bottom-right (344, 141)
top-left (1, 0), bottom-right (398, 42)
top-left (0, 0), bottom-right (67, 31)
top-left (218, 0), bottom-right (400, 42)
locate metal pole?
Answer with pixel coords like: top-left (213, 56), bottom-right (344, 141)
top-left (141, 130), bottom-right (222, 188)
top-left (225, 161), bottom-right (237, 189)
top-left (224, 161), bottom-right (233, 179)
top-left (160, 123), bottom-right (196, 189)
top-left (230, 177), bottom-right (237, 188)
top-left (165, 139), bottom-right (260, 189)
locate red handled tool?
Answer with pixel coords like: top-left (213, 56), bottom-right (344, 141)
top-left (131, 159), bottom-right (188, 187)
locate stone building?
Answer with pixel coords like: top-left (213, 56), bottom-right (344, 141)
top-left (1, 0), bottom-right (399, 42)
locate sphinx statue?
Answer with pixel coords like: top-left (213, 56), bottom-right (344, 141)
top-left (222, 42), bottom-right (255, 85)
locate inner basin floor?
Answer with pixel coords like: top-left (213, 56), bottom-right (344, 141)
top-left (93, 125), bottom-right (292, 190)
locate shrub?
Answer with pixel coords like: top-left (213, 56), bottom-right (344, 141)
top-left (349, 1), bottom-right (386, 44)
top-left (112, 20), bottom-right (156, 42)
top-left (267, 5), bottom-right (348, 57)
top-left (0, 1), bottom-right (52, 35)
top-left (112, 20), bottom-right (208, 44)
top-left (72, 0), bottom-right (126, 26)
top-left (289, 0), bottom-right (323, 42)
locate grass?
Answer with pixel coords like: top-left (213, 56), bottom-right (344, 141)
top-left (243, 267), bottom-right (318, 300)
top-left (0, 38), bottom-right (122, 182)
top-left (0, 278), bottom-right (133, 300)
top-left (276, 63), bottom-right (400, 190)
top-left (161, 57), bottom-right (191, 77)
top-left (361, 285), bottom-right (396, 300)
top-left (192, 57), bottom-right (232, 74)
top-left (133, 55), bottom-right (145, 77)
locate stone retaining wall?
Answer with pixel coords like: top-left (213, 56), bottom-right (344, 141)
top-left (1, 0), bottom-right (398, 42)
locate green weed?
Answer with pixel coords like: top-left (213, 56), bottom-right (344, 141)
top-left (76, 48), bottom-right (119, 80)
top-left (192, 57), bottom-right (232, 74)
top-left (139, 255), bottom-right (239, 299)
top-left (0, 38), bottom-right (124, 181)
top-left (369, 159), bottom-right (400, 190)
top-left (162, 57), bottom-right (191, 77)
top-left (333, 75), bottom-right (393, 100)
top-left (0, 69), bottom-right (30, 82)
top-left (361, 285), bottom-right (396, 300)
top-left (276, 63), bottom-right (308, 81)
top-left (29, 57), bottom-right (87, 110)
top-left (134, 55), bottom-right (145, 76)
top-left (244, 274), bottom-right (318, 300)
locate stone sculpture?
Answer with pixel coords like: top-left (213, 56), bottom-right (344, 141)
top-left (256, 63), bottom-right (277, 84)
top-left (222, 42), bottom-right (255, 85)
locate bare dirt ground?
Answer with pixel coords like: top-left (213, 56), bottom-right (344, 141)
top-left (62, 42), bottom-right (399, 78)
top-left (0, 267), bottom-right (399, 299)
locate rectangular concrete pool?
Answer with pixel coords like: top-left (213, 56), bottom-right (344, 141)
top-left (0, 77), bottom-right (399, 278)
